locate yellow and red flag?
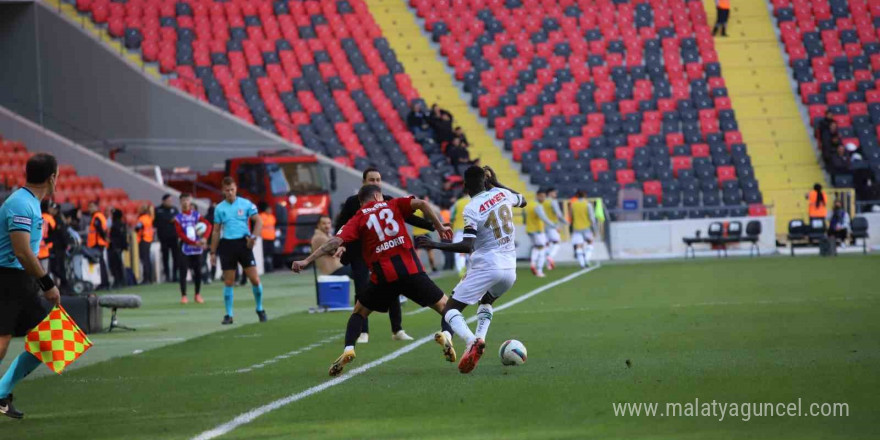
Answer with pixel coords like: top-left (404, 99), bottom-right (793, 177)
top-left (25, 306), bottom-right (93, 374)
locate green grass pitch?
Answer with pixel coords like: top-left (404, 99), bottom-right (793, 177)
top-left (1, 255), bottom-right (878, 439)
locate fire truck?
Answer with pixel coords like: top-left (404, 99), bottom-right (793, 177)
top-left (166, 151), bottom-right (333, 258)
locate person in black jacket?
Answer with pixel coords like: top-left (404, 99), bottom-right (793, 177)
top-left (108, 208), bottom-right (129, 288)
top-left (47, 202), bottom-right (68, 290)
top-left (154, 194), bottom-right (180, 282)
top-left (333, 168), bottom-right (436, 343)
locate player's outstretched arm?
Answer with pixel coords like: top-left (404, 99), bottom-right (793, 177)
top-left (404, 214), bottom-right (435, 231)
top-left (484, 166), bottom-right (527, 207)
top-left (415, 235), bottom-right (475, 254)
top-left (291, 236), bottom-right (344, 273)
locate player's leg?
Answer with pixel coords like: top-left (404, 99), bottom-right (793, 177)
top-left (533, 233), bottom-right (548, 277)
top-left (426, 249), bottom-right (437, 272)
top-left (0, 282), bottom-right (50, 419)
top-left (546, 228), bottom-right (561, 270)
top-left (571, 231), bottom-right (586, 268)
top-left (178, 252), bottom-right (189, 302)
top-left (219, 240), bottom-right (237, 324)
top-left (240, 241), bottom-right (266, 322)
top-left (190, 255), bottom-right (203, 303)
top-left (331, 281), bottom-right (384, 376)
top-left (529, 233), bottom-right (540, 274)
top-left (350, 259), bottom-right (371, 342)
top-left (474, 269), bottom-right (516, 342)
top-left (584, 231), bottom-right (595, 266)
top-left (388, 299), bottom-right (412, 341)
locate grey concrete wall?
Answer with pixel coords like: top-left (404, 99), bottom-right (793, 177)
top-left (0, 3), bottom-right (40, 123)
top-left (0, 105), bottom-right (179, 204)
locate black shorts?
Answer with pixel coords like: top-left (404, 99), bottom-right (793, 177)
top-left (358, 272), bottom-right (444, 313)
top-left (0, 268), bottom-right (51, 337)
top-left (218, 238), bottom-right (257, 271)
top-left (716, 7), bottom-right (730, 24)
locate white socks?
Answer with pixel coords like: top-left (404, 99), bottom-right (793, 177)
top-left (575, 247), bottom-right (586, 268)
top-left (548, 242), bottom-right (559, 260)
top-left (584, 244), bottom-right (594, 266)
top-left (474, 304), bottom-right (493, 340)
top-left (444, 309), bottom-right (475, 345)
top-left (530, 247), bottom-right (539, 266)
top-left (536, 247), bottom-right (546, 273)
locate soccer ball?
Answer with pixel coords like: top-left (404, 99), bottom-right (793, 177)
top-left (499, 340), bottom-right (527, 366)
top-left (194, 222), bottom-right (208, 236)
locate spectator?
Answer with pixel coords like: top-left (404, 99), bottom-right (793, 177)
top-left (135, 203), bottom-right (155, 284)
top-left (446, 137), bottom-right (478, 175)
top-left (406, 101), bottom-right (433, 139)
top-left (827, 201), bottom-right (850, 246)
top-left (828, 144), bottom-right (850, 176)
top-left (429, 104), bottom-right (454, 145)
top-left (452, 126), bottom-right (469, 147)
top-left (310, 215), bottom-right (352, 277)
top-left (108, 208), bottom-right (129, 288)
top-left (807, 183), bottom-right (828, 220)
top-left (48, 201), bottom-right (69, 290)
top-left (712, 0), bottom-right (730, 37)
top-left (816, 111), bottom-right (838, 161)
top-left (155, 193), bottom-right (180, 282)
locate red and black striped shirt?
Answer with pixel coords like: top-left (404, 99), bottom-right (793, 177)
top-left (336, 197), bottom-right (424, 283)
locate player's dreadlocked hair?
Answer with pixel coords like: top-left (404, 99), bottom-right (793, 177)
top-left (464, 165), bottom-right (486, 196)
top-left (358, 184), bottom-right (382, 204)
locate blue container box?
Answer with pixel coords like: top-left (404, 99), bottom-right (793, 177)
top-left (317, 275), bottom-right (351, 309)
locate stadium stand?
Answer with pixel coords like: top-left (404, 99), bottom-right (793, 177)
top-left (68, 0), bottom-right (457, 199)
top-left (413, 0), bottom-right (765, 218)
top-left (770, 0), bottom-right (880, 186)
top-left (364, 0), bottom-right (531, 198)
top-left (0, 135), bottom-right (147, 224)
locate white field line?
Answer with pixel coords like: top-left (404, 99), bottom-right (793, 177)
top-left (234, 334), bottom-right (343, 373)
top-left (192, 265), bottom-right (600, 440)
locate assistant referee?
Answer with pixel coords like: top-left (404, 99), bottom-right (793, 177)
top-left (0, 153), bottom-right (62, 419)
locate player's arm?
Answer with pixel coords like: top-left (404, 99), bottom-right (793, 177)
top-left (247, 212), bottom-right (262, 249)
top-left (535, 204), bottom-right (554, 226)
top-left (410, 198), bottom-right (451, 240)
top-left (291, 236), bottom-right (344, 273)
top-left (415, 203), bottom-right (472, 252)
top-left (173, 218), bottom-right (196, 245)
top-left (484, 166), bottom-right (527, 207)
top-left (404, 213), bottom-right (435, 231)
top-left (415, 235), bottom-right (475, 253)
top-left (587, 202), bottom-right (597, 235)
top-left (10, 231), bottom-right (60, 305)
top-left (552, 201), bottom-right (568, 225)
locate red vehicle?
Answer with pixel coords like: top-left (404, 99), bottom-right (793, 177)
top-left (166, 151), bottom-right (333, 257)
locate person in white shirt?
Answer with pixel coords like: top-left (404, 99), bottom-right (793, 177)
top-left (416, 165), bottom-right (526, 374)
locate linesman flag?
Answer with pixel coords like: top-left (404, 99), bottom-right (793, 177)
top-left (25, 306), bottom-right (93, 374)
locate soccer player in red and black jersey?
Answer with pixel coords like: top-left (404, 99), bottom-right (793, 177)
top-left (291, 184), bottom-right (453, 376)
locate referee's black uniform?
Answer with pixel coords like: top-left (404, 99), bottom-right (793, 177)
top-left (335, 194), bottom-right (434, 335)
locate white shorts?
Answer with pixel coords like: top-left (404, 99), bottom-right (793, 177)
top-left (452, 269), bottom-right (517, 305)
top-left (528, 232), bottom-right (547, 247)
top-left (545, 227), bottom-right (561, 243)
top-left (571, 229), bottom-right (594, 246)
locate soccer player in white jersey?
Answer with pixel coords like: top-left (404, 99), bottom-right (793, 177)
top-left (416, 165), bottom-right (526, 374)
top-left (541, 187), bottom-right (569, 270)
